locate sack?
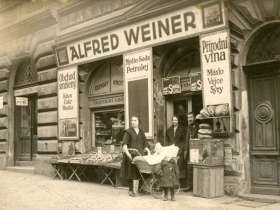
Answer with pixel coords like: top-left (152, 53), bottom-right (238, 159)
top-left (198, 129), bottom-right (213, 135)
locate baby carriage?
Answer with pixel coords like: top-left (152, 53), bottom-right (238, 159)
top-left (131, 144), bottom-right (179, 199)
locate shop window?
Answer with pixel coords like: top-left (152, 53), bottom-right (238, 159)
top-left (93, 110), bottom-right (125, 147)
top-left (88, 60), bottom-right (123, 96)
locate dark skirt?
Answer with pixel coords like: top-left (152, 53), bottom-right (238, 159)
top-left (120, 153), bottom-right (139, 180)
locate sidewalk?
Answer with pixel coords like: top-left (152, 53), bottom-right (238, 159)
top-left (0, 170), bottom-right (279, 210)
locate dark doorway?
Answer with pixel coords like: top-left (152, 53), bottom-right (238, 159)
top-left (15, 94), bottom-right (37, 161)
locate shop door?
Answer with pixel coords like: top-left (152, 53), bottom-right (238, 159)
top-left (248, 67), bottom-right (280, 195)
top-left (15, 95), bottom-right (37, 161)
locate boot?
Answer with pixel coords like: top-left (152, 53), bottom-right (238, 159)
top-left (133, 180), bottom-right (139, 196)
top-left (163, 187), bottom-right (168, 201)
top-left (170, 188), bottom-right (175, 201)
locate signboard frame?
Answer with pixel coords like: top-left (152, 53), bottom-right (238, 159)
top-left (123, 48), bottom-right (154, 138)
top-left (56, 0), bottom-right (226, 67)
top-left (57, 66), bottom-right (80, 140)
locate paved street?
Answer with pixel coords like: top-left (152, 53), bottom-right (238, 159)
top-left (0, 170), bottom-right (280, 210)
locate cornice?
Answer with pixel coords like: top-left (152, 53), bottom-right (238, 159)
top-left (55, 0), bottom-right (205, 47)
top-left (0, 8), bottom-right (57, 44)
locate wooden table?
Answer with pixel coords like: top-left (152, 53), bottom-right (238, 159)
top-left (51, 161), bottom-right (121, 186)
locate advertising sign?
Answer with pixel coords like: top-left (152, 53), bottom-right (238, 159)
top-left (162, 76), bottom-right (181, 95)
top-left (0, 96), bottom-right (3, 109)
top-left (16, 97), bottom-right (28, 106)
top-left (124, 48), bottom-right (153, 138)
top-left (200, 29), bottom-right (232, 108)
top-left (56, 1), bottom-right (225, 66)
top-left (181, 72), bottom-right (202, 92)
top-left (58, 66), bottom-right (79, 140)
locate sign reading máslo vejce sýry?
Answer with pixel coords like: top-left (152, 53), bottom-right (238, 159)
top-left (56, 0), bottom-right (225, 66)
top-left (58, 66), bottom-right (79, 140)
top-left (124, 48), bottom-right (153, 138)
top-left (200, 29), bottom-right (232, 109)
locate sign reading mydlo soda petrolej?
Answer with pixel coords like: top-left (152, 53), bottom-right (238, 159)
top-left (56, 0), bottom-right (225, 66)
top-left (58, 66), bottom-right (79, 140)
top-left (200, 29), bottom-right (232, 109)
top-left (123, 48), bottom-right (153, 138)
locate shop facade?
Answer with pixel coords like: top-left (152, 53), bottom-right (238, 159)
top-left (1, 0), bottom-right (280, 196)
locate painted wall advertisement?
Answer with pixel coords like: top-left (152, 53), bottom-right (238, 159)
top-left (200, 30), bottom-right (232, 109)
top-left (124, 48), bottom-right (153, 138)
top-left (58, 66), bottom-right (79, 140)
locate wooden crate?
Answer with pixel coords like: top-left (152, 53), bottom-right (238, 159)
top-left (193, 165), bottom-right (224, 198)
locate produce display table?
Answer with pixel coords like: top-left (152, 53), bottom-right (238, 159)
top-left (51, 161), bottom-right (121, 187)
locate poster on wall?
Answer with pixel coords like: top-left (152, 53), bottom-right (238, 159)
top-left (200, 30), bottom-right (232, 110)
top-left (162, 76), bottom-right (181, 95)
top-left (181, 72), bottom-right (202, 92)
top-left (58, 66), bottom-right (79, 140)
top-left (124, 48), bottom-right (153, 138)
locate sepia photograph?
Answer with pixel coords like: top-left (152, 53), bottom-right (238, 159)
top-left (1, 0), bottom-right (280, 210)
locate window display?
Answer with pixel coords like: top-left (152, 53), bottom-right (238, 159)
top-left (94, 110), bottom-right (125, 146)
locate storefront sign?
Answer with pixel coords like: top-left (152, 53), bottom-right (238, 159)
top-left (200, 29), bottom-right (232, 108)
top-left (0, 96), bottom-right (3, 109)
top-left (124, 48), bottom-right (153, 138)
top-left (16, 97), bottom-right (28, 106)
top-left (162, 76), bottom-right (181, 95)
top-left (56, 0), bottom-right (225, 66)
top-left (58, 66), bottom-right (79, 140)
top-left (92, 95), bottom-right (124, 107)
top-left (181, 72), bottom-right (202, 92)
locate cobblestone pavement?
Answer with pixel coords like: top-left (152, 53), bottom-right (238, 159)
top-left (0, 170), bottom-right (280, 210)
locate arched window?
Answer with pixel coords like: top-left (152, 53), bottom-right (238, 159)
top-left (15, 58), bottom-right (37, 88)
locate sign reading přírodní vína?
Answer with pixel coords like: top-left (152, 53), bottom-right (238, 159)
top-left (200, 30), bottom-right (232, 109)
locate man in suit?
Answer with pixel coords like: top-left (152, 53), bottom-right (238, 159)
top-left (166, 116), bottom-right (187, 182)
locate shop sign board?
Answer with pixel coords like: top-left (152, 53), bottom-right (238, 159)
top-left (162, 76), bottom-right (181, 95)
top-left (124, 48), bottom-right (153, 138)
top-left (200, 29), bottom-right (232, 109)
top-left (56, 0), bottom-right (226, 67)
top-left (16, 97), bottom-right (28, 106)
top-left (91, 95), bottom-right (124, 108)
top-left (0, 96), bottom-right (3, 109)
top-left (58, 66), bottom-right (79, 140)
top-left (181, 72), bottom-right (202, 92)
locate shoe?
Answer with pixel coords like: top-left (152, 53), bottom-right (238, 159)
top-left (163, 196), bottom-right (168, 201)
top-left (171, 197), bottom-right (176, 201)
top-left (129, 191), bottom-right (136, 197)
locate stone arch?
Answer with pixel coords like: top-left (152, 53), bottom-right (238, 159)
top-left (158, 39), bottom-right (200, 77)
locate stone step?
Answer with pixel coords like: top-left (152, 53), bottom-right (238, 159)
top-left (238, 192), bottom-right (280, 204)
top-left (15, 161), bottom-right (35, 167)
top-left (6, 166), bottom-right (35, 174)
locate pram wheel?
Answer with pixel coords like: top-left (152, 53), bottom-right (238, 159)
top-left (150, 176), bottom-right (163, 199)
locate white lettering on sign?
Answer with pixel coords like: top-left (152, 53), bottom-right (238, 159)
top-left (58, 66), bottom-right (79, 140)
top-left (200, 30), bottom-right (232, 108)
top-left (56, 1), bottom-right (225, 66)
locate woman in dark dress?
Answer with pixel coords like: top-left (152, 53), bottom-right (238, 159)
top-left (166, 116), bottom-right (187, 181)
top-left (120, 116), bottom-right (148, 197)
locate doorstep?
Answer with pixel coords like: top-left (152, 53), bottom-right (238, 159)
top-left (238, 192), bottom-right (280, 204)
top-left (6, 166), bottom-right (35, 174)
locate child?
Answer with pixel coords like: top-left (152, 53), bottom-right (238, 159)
top-left (158, 157), bottom-right (180, 201)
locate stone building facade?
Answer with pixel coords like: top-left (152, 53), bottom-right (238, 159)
top-left (0, 0), bottom-right (280, 196)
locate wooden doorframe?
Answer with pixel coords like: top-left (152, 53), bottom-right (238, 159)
top-left (14, 93), bottom-right (38, 161)
top-left (244, 60), bottom-right (280, 195)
